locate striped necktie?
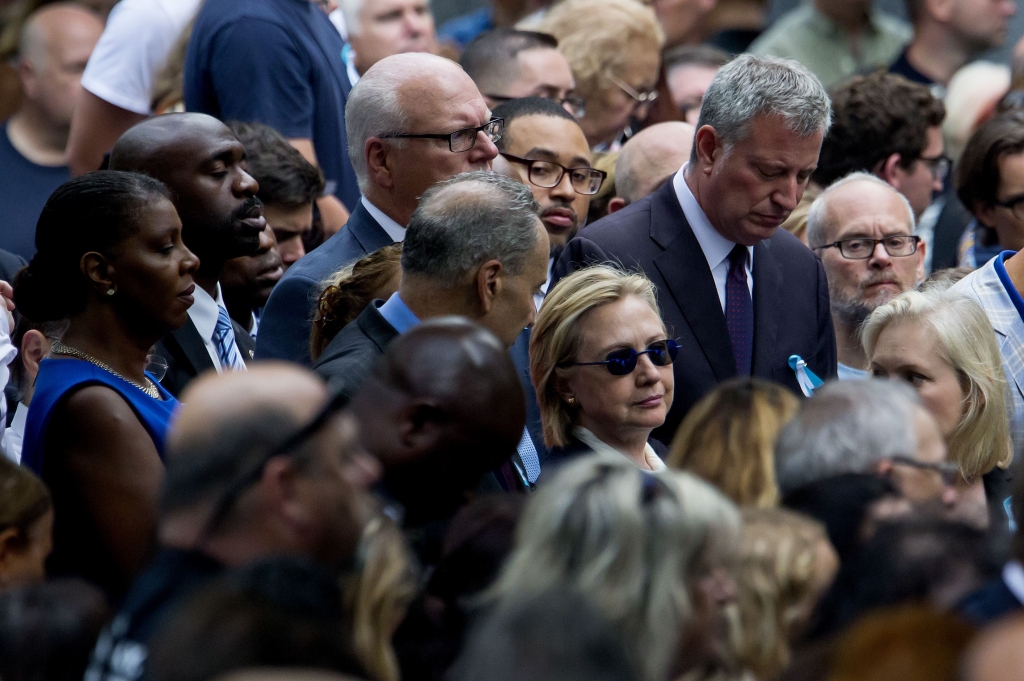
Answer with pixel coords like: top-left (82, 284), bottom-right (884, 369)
top-left (213, 306), bottom-right (247, 371)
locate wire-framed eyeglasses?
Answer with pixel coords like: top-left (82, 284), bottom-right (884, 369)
top-left (379, 117), bottom-right (503, 153)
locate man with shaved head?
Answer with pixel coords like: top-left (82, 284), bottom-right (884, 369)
top-left (85, 364), bottom-right (377, 681)
top-left (109, 113), bottom-right (264, 395)
top-left (352, 318), bottom-right (525, 556)
top-left (317, 171), bottom-right (548, 488)
top-left (607, 121), bottom-right (695, 214)
top-left (257, 52), bottom-right (500, 365)
top-left (0, 3), bottom-right (102, 261)
top-left (806, 172), bottom-right (925, 378)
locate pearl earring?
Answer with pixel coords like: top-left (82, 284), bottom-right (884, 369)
top-left (106, 288), bottom-right (115, 296)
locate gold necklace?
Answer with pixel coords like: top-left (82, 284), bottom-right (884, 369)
top-left (51, 341), bottom-right (161, 399)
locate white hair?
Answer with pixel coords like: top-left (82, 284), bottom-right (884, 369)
top-left (805, 171), bottom-right (916, 248)
top-left (338, 0), bottom-right (363, 36)
top-left (691, 54), bottom-right (832, 164)
top-left (774, 379), bottom-right (922, 495)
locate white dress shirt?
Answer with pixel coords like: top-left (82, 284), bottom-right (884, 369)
top-left (361, 197), bottom-right (406, 242)
top-left (673, 166), bottom-right (753, 310)
top-left (535, 256), bottom-right (554, 311)
top-left (188, 283), bottom-right (238, 372)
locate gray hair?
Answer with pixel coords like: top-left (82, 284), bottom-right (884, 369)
top-left (338, 0), bottom-right (364, 35)
top-left (488, 455), bottom-right (740, 681)
top-left (401, 171), bottom-right (541, 288)
top-left (691, 54), bottom-right (832, 164)
top-left (774, 379), bottom-right (922, 495)
top-left (345, 64), bottom-right (409, 192)
top-left (806, 172), bottom-right (916, 248)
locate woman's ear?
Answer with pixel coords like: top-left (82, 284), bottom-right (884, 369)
top-left (80, 252), bottom-right (115, 295)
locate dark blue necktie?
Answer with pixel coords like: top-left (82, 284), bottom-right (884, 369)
top-left (725, 245), bottom-right (753, 376)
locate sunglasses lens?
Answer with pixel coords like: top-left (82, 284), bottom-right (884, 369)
top-left (605, 349), bottom-right (637, 375)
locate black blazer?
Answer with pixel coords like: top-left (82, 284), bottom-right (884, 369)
top-left (313, 300), bottom-right (400, 399)
top-left (958, 573), bottom-right (1024, 625)
top-left (153, 316), bottom-right (256, 398)
top-left (0, 248), bottom-right (26, 284)
top-left (257, 200), bottom-right (394, 365)
top-left (553, 180), bottom-right (837, 443)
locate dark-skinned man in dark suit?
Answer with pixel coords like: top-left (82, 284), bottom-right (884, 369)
top-left (555, 54), bottom-right (838, 444)
top-left (256, 52), bottom-right (500, 365)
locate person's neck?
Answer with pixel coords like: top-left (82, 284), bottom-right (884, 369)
top-left (905, 25), bottom-right (971, 86)
top-left (60, 304), bottom-right (157, 385)
top-left (815, 0), bottom-right (870, 34)
top-left (833, 313), bottom-right (869, 371)
top-left (579, 420), bottom-right (651, 469)
top-left (194, 264), bottom-right (225, 299)
top-left (159, 513), bottom-right (286, 568)
top-left (6, 105), bottom-right (69, 167)
top-left (398, 279), bottom-right (476, 322)
top-left (364, 187), bottom-right (414, 227)
top-left (1003, 251), bottom-right (1024, 298)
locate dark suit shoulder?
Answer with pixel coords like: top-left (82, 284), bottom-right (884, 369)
top-left (575, 193), bottom-right (655, 245)
top-left (0, 248), bottom-right (26, 284)
top-left (765, 226), bottom-right (820, 264)
top-left (314, 301), bottom-right (399, 395)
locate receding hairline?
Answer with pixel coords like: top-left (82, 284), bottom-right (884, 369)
top-left (18, 2), bottom-right (102, 63)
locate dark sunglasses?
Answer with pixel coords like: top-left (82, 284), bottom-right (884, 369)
top-left (194, 389), bottom-right (351, 547)
top-left (565, 339), bottom-right (679, 376)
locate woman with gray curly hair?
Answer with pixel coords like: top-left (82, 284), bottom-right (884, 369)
top-left (488, 455), bottom-right (741, 681)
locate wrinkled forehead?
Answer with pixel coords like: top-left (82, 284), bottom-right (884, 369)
top-left (399, 70), bottom-right (490, 129)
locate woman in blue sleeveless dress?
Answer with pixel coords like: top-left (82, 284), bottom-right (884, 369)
top-left (14, 171), bottom-right (199, 599)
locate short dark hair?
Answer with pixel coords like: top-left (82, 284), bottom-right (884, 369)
top-left (956, 112), bottom-right (1024, 213)
top-left (814, 72), bottom-right (946, 187)
top-left (459, 29), bottom-right (559, 95)
top-left (663, 44), bottom-right (730, 75)
top-left (492, 96), bottom-right (579, 153)
top-left (13, 171), bottom-right (171, 322)
top-left (227, 121), bottom-right (325, 207)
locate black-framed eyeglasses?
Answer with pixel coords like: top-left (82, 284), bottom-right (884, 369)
top-left (379, 117), bottom-right (503, 153)
top-left (485, 93), bottom-right (586, 118)
top-left (194, 389), bottom-right (351, 546)
top-left (815, 235), bottom-right (920, 260)
top-left (918, 153), bottom-right (951, 183)
top-left (608, 75), bottom-right (658, 110)
top-left (500, 153), bottom-right (607, 195)
top-left (995, 192), bottom-right (1024, 221)
top-left (890, 455), bottom-right (961, 487)
top-left (565, 339), bottom-right (679, 376)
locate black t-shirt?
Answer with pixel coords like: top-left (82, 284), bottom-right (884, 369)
top-left (0, 123), bottom-right (70, 261)
top-left (888, 49), bottom-right (936, 88)
top-left (85, 548), bottom-right (224, 681)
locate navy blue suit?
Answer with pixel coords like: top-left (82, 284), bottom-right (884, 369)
top-left (553, 180), bottom-right (837, 444)
top-left (256, 201), bottom-right (394, 365)
top-left (959, 574), bottom-right (1024, 625)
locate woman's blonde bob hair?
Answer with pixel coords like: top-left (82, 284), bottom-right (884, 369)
top-left (530, 264), bottom-right (665, 448)
top-left (861, 288), bottom-right (1012, 479)
top-left (489, 455), bottom-right (740, 681)
top-left (668, 378), bottom-right (800, 507)
top-left (534, 0), bottom-right (664, 103)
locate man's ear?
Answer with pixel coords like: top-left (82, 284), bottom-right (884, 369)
top-left (80, 252), bottom-right (115, 295)
top-left (398, 400), bottom-right (444, 450)
top-left (20, 330), bottom-right (49, 383)
top-left (607, 197), bottom-right (627, 213)
top-left (16, 59), bottom-right (37, 100)
top-left (693, 125), bottom-right (721, 174)
top-left (975, 201), bottom-right (999, 229)
top-left (0, 527), bottom-right (23, 578)
top-left (365, 138), bottom-right (394, 190)
top-left (877, 153), bottom-right (904, 188)
top-left (475, 260), bottom-right (503, 315)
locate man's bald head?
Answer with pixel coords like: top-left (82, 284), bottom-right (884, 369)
top-left (110, 113), bottom-right (236, 177)
top-left (17, 3), bottom-right (102, 126)
top-left (353, 318), bottom-right (525, 522)
top-left (613, 122), bottom-right (695, 206)
top-left (962, 614), bottom-right (1024, 681)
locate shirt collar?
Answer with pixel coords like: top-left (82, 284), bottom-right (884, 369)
top-left (189, 283), bottom-right (226, 342)
top-left (573, 426), bottom-right (664, 471)
top-left (361, 197), bottom-right (406, 242)
top-left (673, 166), bottom-right (752, 272)
top-left (1003, 561), bottom-right (1024, 605)
top-left (377, 292), bottom-right (420, 334)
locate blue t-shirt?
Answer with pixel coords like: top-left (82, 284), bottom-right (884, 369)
top-left (0, 123), bottom-right (70, 261)
top-left (184, 0), bottom-right (360, 211)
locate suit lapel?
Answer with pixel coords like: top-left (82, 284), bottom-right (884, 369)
top-left (346, 202), bottom-right (396, 254)
top-left (649, 184), bottom-right (736, 380)
top-left (173, 317), bottom-right (216, 376)
top-left (751, 239), bottom-right (783, 375)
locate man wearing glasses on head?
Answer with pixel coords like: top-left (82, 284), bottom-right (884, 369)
top-left (806, 173), bottom-right (926, 380)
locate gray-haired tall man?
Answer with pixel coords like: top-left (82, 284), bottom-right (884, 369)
top-left (554, 54), bottom-right (838, 443)
top-left (256, 52), bottom-right (499, 365)
top-left (315, 171), bottom-right (549, 486)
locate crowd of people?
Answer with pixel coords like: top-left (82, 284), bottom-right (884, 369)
top-left (5, 0), bottom-right (1024, 679)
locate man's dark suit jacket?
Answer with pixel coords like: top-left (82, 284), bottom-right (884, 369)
top-left (959, 572), bottom-right (1024, 625)
top-left (153, 316), bottom-right (256, 398)
top-left (314, 300), bottom-right (398, 399)
top-left (554, 180), bottom-right (837, 443)
top-left (256, 200), bottom-right (395, 365)
top-left (0, 248), bottom-right (26, 283)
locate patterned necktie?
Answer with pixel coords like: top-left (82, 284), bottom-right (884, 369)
top-left (213, 305), bottom-right (247, 371)
top-left (517, 427), bottom-right (541, 484)
top-left (725, 244), bottom-right (753, 376)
